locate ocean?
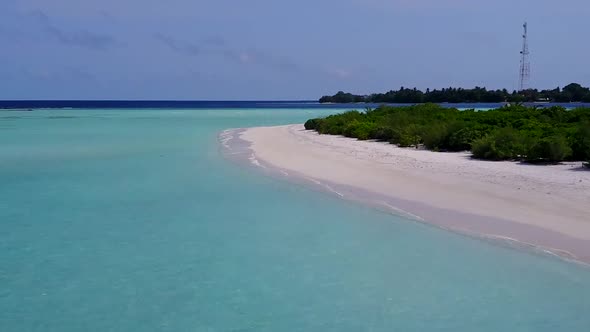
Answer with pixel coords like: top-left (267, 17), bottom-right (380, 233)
top-left (1, 106), bottom-right (590, 331)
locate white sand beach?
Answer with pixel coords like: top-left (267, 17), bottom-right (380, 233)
top-left (239, 124), bottom-right (590, 262)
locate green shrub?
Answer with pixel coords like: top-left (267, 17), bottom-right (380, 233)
top-left (354, 123), bottom-right (378, 140)
top-left (448, 127), bottom-right (485, 151)
top-left (388, 128), bottom-right (403, 145)
top-left (524, 135), bottom-right (572, 163)
top-left (342, 121), bottom-right (377, 140)
top-left (342, 120), bottom-right (360, 138)
top-left (421, 124), bottom-right (449, 151)
top-left (371, 126), bottom-right (395, 141)
top-left (304, 118), bottom-right (320, 130)
top-left (471, 136), bottom-right (496, 159)
top-left (471, 128), bottom-right (524, 160)
top-left (304, 105), bottom-right (590, 163)
top-left (397, 124), bottom-right (422, 148)
top-left (571, 122), bottom-right (590, 161)
top-left (397, 133), bottom-right (418, 147)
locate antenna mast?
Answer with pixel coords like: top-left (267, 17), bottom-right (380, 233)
top-left (519, 22), bottom-right (530, 91)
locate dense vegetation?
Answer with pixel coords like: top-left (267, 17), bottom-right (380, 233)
top-left (319, 83), bottom-right (590, 104)
top-left (304, 104), bottom-right (590, 165)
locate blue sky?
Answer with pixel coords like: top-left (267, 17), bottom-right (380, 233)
top-left (1, 0), bottom-right (589, 100)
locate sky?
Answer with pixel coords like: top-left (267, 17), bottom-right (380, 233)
top-left (0, 0), bottom-right (589, 100)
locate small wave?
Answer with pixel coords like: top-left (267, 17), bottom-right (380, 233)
top-left (219, 129), bottom-right (233, 136)
top-left (486, 235), bottom-right (578, 259)
top-left (220, 136), bottom-right (232, 149)
top-left (450, 229), bottom-right (586, 265)
top-left (218, 129), bottom-right (239, 149)
top-left (378, 202), bottom-right (425, 221)
top-left (248, 153), bottom-right (267, 169)
top-left (325, 185), bottom-right (344, 197)
top-left (305, 177), bottom-right (344, 197)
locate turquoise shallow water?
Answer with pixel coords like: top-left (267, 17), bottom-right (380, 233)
top-left (1, 108), bottom-right (590, 331)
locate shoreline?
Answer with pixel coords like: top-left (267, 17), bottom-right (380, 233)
top-left (220, 124), bottom-right (590, 264)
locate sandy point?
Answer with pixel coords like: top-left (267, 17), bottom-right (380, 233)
top-left (235, 124), bottom-right (590, 263)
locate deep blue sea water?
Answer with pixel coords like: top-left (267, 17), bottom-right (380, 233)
top-left (3, 100), bottom-right (590, 110)
top-left (1, 107), bottom-right (590, 331)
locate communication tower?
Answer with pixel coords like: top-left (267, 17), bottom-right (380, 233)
top-left (519, 22), bottom-right (530, 91)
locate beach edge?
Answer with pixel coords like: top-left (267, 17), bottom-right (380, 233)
top-left (219, 125), bottom-right (590, 265)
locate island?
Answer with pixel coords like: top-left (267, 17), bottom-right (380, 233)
top-left (319, 83), bottom-right (590, 103)
top-left (305, 104), bottom-right (590, 165)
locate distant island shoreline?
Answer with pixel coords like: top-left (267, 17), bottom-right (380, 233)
top-left (319, 83), bottom-right (590, 104)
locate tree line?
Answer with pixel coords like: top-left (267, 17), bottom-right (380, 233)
top-left (319, 83), bottom-right (590, 104)
top-left (304, 104), bottom-right (590, 165)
